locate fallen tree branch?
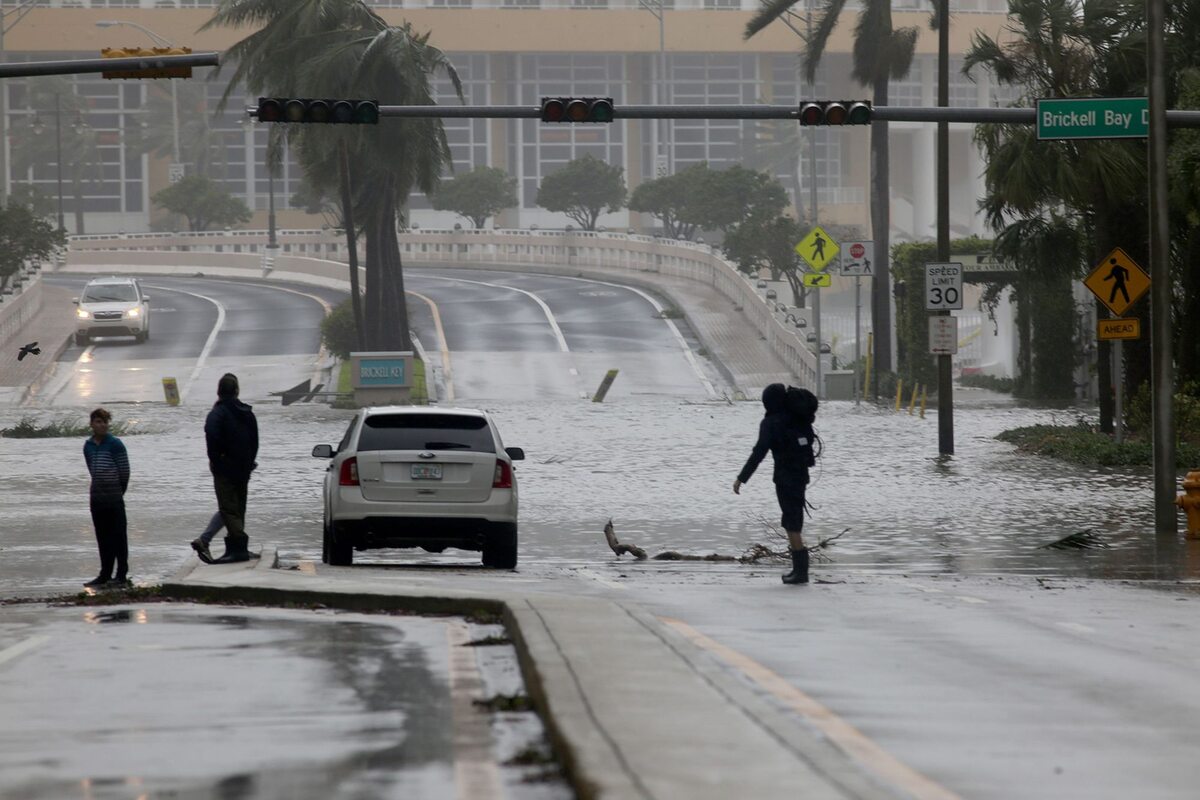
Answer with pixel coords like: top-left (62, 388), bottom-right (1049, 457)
top-left (604, 519), bottom-right (647, 560)
top-left (602, 519), bottom-right (849, 564)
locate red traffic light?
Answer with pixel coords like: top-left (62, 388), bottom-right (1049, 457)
top-left (255, 98), bottom-right (380, 124)
top-left (541, 97), bottom-right (615, 123)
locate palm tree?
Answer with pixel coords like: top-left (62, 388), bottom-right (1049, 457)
top-left (131, 81), bottom-right (234, 179)
top-left (746, 0), bottom-right (923, 375)
top-left (965, 0), bottom-right (1145, 414)
top-left (205, 0), bottom-right (461, 351)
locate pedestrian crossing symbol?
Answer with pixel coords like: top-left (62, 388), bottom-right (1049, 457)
top-left (795, 226), bottom-right (840, 272)
top-left (1084, 247), bottom-right (1150, 317)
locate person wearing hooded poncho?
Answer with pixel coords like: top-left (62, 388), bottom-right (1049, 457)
top-left (733, 383), bottom-right (819, 584)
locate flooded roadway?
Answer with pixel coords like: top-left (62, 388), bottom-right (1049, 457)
top-left (1, 390), bottom-right (1192, 599)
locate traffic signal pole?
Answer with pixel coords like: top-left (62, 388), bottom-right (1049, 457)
top-left (936, 0), bottom-right (954, 456)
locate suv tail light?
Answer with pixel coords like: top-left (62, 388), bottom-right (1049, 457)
top-left (492, 459), bottom-right (513, 489)
top-left (339, 457), bottom-right (359, 486)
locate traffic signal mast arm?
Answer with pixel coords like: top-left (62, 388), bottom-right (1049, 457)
top-left (320, 103), bottom-right (1200, 128)
top-left (0, 51), bottom-right (218, 80)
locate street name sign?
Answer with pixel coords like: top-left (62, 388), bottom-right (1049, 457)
top-left (795, 225), bottom-right (840, 272)
top-left (1084, 247), bottom-right (1150, 317)
top-left (1098, 317), bottom-right (1140, 341)
top-left (925, 262), bottom-right (963, 310)
top-left (1037, 97), bottom-right (1148, 140)
top-left (929, 316), bottom-right (958, 355)
top-left (801, 272), bottom-right (832, 288)
top-left (839, 240), bottom-right (874, 276)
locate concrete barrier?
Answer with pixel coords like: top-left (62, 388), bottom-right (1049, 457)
top-left (0, 272), bottom-right (44, 352)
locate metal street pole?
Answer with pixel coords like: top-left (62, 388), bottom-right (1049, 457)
top-left (806, 1), bottom-right (822, 399)
top-left (1147, 0), bottom-right (1176, 532)
top-left (936, 0), bottom-right (954, 455)
top-left (53, 94), bottom-right (63, 231)
top-left (637, 1), bottom-right (669, 178)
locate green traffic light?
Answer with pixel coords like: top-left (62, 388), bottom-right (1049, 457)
top-left (353, 101), bottom-right (380, 124)
top-left (846, 101), bottom-right (872, 124)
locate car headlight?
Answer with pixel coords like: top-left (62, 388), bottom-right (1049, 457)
top-left (75, 308), bottom-right (90, 320)
top-left (126, 307), bottom-right (140, 319)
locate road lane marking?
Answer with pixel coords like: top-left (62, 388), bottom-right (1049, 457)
top-left (433, 275), bottom-right (571, 352)
top-left (407, 290), bottom-right (455, 403)
top-left (662, 618), bottom-right (963, 800)
top-left (954, 596), bottom-right (988, 605)
top-left (1056, 621), bottom-right (1096, 635)
top-left (142, 284), bottom-right (225, 403)
top-left (446, 620), bottom-right (504, 800)
top-left (519, 272), bottom-right (718, 398)
top-left (0, 635), bottom-right (50, 667)
top-left (40, 345), bottom-right (94, 405)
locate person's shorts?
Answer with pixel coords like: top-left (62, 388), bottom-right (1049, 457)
top-left (775, 481), bottom-right (808, 532)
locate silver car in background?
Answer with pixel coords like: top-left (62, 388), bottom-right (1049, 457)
top-left (73, 276), bottom-right (151, 345)
top-left (313, 406), bottom-right (524, 568)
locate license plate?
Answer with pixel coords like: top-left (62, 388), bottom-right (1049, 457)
top-left (411, 463), bottom-right (443, 480)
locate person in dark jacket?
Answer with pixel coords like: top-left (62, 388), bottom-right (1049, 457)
top-left (203, 373), bottom-right (259, 563)
top-left (733, 383), bottom-right (819, 584)
top-left (82, 407), bottom-right (131, 588)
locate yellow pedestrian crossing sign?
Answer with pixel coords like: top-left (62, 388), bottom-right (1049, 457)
top-left (1084, 247), bottom-right (1150, 317)
top-left (795, 226), bottom-right (840, 272)
top-left (801, 273), bottom-right (832, 288)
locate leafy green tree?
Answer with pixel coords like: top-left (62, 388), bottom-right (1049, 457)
top-left (722, 214), bottom-right (808, 304)
top-left (6, 184), bottom-right (56, 221)
top-left (747, 0), bottom-right (926, 375)
top-left (9, 77), bottom-right (101, 235)
top-left (629, 163), bottom-right (709, 239)
top-left (690, 165), bottom-right (788, 233)
top-left (207, 0), bottom-right (461, 352)
top-left (152, 175), bottom-right (253, 231)
top-left (965, 0), bottom-right (1145, 410)
top-left (536, 154), bottom-right (626, 231)
top-left (430, 165), bottom-right (517, 228)
top-left (0, 200), bottom-right (66, 291)
top-left (320, 298), bottom-right (359, 360)
top-left (1169, 69), bottom-right (1200, 389)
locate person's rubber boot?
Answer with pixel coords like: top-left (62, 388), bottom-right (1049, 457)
top-left (211, 534), bottom-right (251, 564)
top-left (782, 549), bottom-right (809, 585)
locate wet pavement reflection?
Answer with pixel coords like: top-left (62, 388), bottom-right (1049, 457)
top-left (1, 390), bottom-right (1195, 597)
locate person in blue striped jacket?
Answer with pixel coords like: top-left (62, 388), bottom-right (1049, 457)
top-left (82, 407), bottom-right (131, 588)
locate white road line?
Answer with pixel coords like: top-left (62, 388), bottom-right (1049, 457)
top-left (577, 569), bottom-right (628, 590)
top-left (144, 285), bottom-right (226, 403)
top-left (1056, 621), bottom-right (1096, 635)
top-left (954, 595), bottom-right (988, 605)
top-left (524, 273), bottom-right (718, 398)
top-left (427, 275), bottom-right (571, 352)
top-left (0, 635), bottom-right (50, 667)
top-left (407, 290), bottom-right (455, 403)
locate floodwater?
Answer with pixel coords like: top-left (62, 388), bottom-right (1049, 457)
top-left (1, 388), bottom-right (1192, 597)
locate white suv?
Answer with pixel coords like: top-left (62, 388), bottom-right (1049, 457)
top-left (74, 277), bottom-right (151, 345)
top-left (312, 406), bottom-right (525, 568)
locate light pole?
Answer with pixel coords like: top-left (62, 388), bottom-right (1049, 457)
top-left (637, 0), bottom-right (670, 179)
top-left (32, 94), bottom-right (64, 231)
top-left (95, 20), bottom-right (181, 170)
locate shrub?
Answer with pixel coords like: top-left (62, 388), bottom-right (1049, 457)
top-left (321, 298), bottom-right (359, 360)
top-left (959, 373), bottom-right (1015, 393)
top-left (1125, 380), bottom-right (1200, 446)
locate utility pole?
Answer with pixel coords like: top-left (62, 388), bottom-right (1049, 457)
top-left (936, 0), bottom-right (954, 455)
top-left (1147, 0), bottom-right (1176, 532)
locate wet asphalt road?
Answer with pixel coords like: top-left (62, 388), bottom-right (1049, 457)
top-left (0, 603), bottom-right (570, 800)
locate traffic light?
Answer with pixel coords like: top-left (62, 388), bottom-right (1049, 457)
top-left (540, 97), bottom-right (614, 123)
top-left (798, 100), bottom-right (872, 126)
top-left (101, 47), bottom-right (193, 80)
top-left (255, 98), bottom-right (380, 124)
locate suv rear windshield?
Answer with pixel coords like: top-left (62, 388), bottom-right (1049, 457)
top-left (358, 414), bottom-right (495, 453)
top-left (82, 283), bottom-right (138, 303)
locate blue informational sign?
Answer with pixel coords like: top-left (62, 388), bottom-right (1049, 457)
top-left (358, 358), bottom-right (407, 386)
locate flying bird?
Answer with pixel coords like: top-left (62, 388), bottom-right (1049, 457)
top-left (17, 342), bottom-right (40, 361)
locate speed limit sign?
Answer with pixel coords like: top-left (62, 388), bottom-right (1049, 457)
top-left (925, 262), bottom-right (963, 310)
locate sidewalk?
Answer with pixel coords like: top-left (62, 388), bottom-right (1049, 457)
top-left (164, 553), bottom-right (894, 800)
top-left (0, 284), bottom-right (77, 406)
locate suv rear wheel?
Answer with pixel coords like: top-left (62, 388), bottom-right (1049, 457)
top-left (482, 526), bottom-right (518, 569)
top-left (328, 522), bottom-right (354, 566)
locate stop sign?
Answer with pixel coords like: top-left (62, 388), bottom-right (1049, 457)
top-left (849, 243), bottom-right (866, 259)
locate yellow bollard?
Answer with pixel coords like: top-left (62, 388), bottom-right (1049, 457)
top-left (1176, 470), bottom-right (1200, 539)
top-left (894, 378), bottom-right (903, 412)
top-left (919, 387), bottom-right (928, 418)
top-left (908, 383), bottom-right (919, 415)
